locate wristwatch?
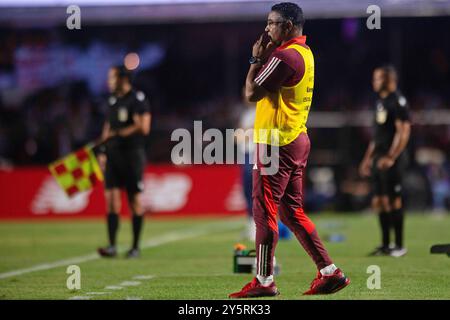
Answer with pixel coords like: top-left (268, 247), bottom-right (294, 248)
top-left (249, 56), bottom-right (262, 65)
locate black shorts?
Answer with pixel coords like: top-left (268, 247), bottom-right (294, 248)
top-left (371, 154), bottom-right (407, 199)
top-left (105, 148), bottom-right (146, 194)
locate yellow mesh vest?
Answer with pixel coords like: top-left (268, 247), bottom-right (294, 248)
top-left (253, 44), bottom-right (314, 146)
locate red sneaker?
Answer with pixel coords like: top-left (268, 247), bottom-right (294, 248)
top-left (303, 269), bottom-right (350, 295)
top-left (97, 246), bottom-right (117, 258)
top-left (229, 277), bottom-right (280, 298)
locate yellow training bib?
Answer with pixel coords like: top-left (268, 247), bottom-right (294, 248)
top-left (254, 43), bottom-right (314, 146)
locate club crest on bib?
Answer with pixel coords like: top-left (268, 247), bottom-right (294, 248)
top-left (376, 103), bottom-right (387, 124)
top-left (118, 107), bottom-right (128, 122)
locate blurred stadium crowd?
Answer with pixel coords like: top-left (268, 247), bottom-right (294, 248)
top-left (0, 17), bottom-right (449, 212)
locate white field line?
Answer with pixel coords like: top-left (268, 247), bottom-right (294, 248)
top-left (69, 275), bottom-right (155, 300)
top-left (68, 296), bottom-right (91, 300)
top-left (119, 281), bottom-right (141, 287)
top-left (0, 220), bottom-right (241, 280)
top-left (104, 285), bottom-right (124, 290)
top-left (85, 292), bottom-right (111, 295)
top-left (133, 275), bottom-right (155, 280)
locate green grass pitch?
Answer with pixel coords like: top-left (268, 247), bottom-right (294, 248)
top-left (0, 213), bottom-right (449, 300)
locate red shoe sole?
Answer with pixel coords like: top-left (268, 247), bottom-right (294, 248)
top-left (329, 277), bottom-right (350, 294)
top-left (303, 277), bottom-right (351, 295)
top-left (229, 290), bottom-right (280, 299)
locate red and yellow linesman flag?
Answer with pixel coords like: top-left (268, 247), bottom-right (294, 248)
top-left (48, 143), bottom-right (104, 197)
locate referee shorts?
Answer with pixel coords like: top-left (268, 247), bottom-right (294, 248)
top-left (105, 148), bottom-right (146, 195)
top-left (371, 154), bottom-right (407, 199)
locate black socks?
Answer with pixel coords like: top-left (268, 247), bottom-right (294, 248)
top-left (392, 208), bottom-right (404, 248)
top-left (132, 215), bottom-right (144, 250)
top-left (107, 212), bottom-right (143, 250)
top-left (379, 209), bottom-right (405, 248)
top-left (379, 211), bottom-right (391, 248)
top-left (107, 213), bottom-right (119, 248)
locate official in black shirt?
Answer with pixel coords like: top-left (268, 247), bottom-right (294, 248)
top-left (97, 65), bottom-right (151, 258)
top-left (359, 66), bottom-right (411, 257)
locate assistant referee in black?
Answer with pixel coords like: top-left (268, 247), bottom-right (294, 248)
top-left (359, 66), bottom-right (411, 257)
top-left (97, 65), bottom-right (151, 258)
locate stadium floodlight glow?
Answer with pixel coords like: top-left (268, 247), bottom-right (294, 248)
top-left (124, 53), bottom-right (140, 71)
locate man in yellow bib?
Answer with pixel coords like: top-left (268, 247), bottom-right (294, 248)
top-left (230, 2), bottom-right (350, 298)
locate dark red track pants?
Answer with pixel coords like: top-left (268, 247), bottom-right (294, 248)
top-left (253, 132), bottom-right (333, 276)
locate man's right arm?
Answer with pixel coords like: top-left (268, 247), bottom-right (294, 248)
top-left (97, 122), bottom-right (112, 170)
top-left (101, 122), bottom-right (112, 143)
top-left (359, 141), bottom-right (375, 177)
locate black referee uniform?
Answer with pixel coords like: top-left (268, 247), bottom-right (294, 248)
top-left (371, 91), bottom-right (410, 199)
top-left (371, 90), bottom-right (410, 253)
top-left (97, 88), bottom-right (151, 258)
top-left (105, 90), bottom-right (150, 194)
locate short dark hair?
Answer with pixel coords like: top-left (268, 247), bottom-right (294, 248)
top-left (271, 2), bottom-right (305, 28)
top-left (378, 65), bottom-right (398, 81)
top-left (111, 65), bottom-right (132, 82)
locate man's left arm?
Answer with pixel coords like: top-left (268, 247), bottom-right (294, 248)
top-left (378, 97), bottom-right (411, 169)
top-left (387, 119), bottom-right (411, 161)
top-left (387, 96), bottom-right (411, 161)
